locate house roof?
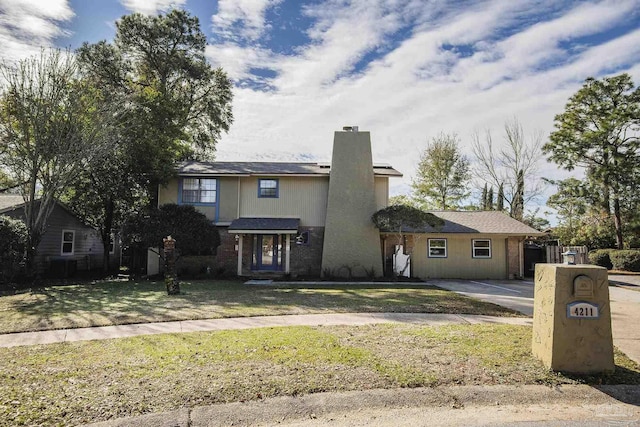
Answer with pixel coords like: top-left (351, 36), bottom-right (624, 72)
top-left (0, 195), bottom-right (26, 213)
top-left (228, 217), bottom-right (300, 234)
top-left (393, 211), bottom-right (544, 235)
top-left (177, 161), bottom-right (402, 177)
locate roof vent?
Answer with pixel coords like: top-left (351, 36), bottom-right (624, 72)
top-left (342, 125), bottom-right (359, 132)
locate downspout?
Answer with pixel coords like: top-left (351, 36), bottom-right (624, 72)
top-left (519, 237), bottom-right (524, 279)
top-left (237, 234), bottom-right (243, 276)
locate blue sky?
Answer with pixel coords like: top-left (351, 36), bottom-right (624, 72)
top-left (2, 0), bottom-right (640, 216)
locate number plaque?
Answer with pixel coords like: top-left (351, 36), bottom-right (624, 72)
top-left (567, 301), bottom-right (599, 319)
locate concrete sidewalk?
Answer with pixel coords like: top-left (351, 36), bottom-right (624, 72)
top-left (0, 312), bottom-right (532, 348)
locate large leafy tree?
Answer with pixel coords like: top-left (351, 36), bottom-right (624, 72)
top-left (472, 118), bottom-right (544, 220)
top-left (411, 133), bottom-right (470, 210)
top-left (65, 9), bottom-right (234, 272)
top-left (122, 204), bottom-right (220, 256)
top-left (115, 9), bottom-right (233, 193)
top-left (543, 73), bottom-right (640, 249)
top-left (0, 49), bottom-right (114, 271)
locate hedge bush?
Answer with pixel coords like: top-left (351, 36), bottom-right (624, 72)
top-left (0, 215), bottom-right (28, 283)
top-left (609, 250), bottom-right (640, 272)
top-left (176, 256), bottom-right (227, 279)
top-left (588, 249), bottom-right (614, 270)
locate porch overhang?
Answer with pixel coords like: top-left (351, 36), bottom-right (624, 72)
top-left (227, 217), bottom-right (300, 234)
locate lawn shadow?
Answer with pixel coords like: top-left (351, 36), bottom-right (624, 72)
top-left (0, 279), bottom-right (520, 334)
top-left (559, 365), bottom-right (640, 406)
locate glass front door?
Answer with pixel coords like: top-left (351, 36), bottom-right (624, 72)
top-left (252, 234), bottom-right (283, 271)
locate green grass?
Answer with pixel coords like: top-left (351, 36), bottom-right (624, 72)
top-left (0, 280), bottom-right (520, 333)
top-left (0, 324), bottom-right (638, 426)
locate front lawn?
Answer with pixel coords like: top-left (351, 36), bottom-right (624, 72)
top-left (0, 280), bottom-right (520, 334)
top-left (1, 324), bottom-right (638, 426)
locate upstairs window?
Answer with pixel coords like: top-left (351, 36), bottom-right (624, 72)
top-left (258, 179), bottom-right (279, 198)
top-left (472, 239), bottom-right (491, 258)
top-left (428, 239), bottom-right (447, 258)
top-left (61, 230), bottom-right (75, 255)
top-left (182, 178), bottom-right (216, 204)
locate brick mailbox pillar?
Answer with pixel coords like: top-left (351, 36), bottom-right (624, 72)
top-left (532, 264), bottom-right (614, 374)
top-left (163, 236), bottom-right (180, 295)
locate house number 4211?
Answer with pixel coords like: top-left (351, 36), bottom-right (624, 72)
top-left (567, 302), bottom-right (599, 319)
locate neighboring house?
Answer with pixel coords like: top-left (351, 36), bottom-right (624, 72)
top-left (158, 127), bottom-right (542, 279)
top-left (380, 211), bottom-right (544, 280)
top-left (0, 195), bottom-right (119, 276)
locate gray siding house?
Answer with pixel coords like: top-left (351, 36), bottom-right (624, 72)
top-left (0, 196), bottom-right (118, 276)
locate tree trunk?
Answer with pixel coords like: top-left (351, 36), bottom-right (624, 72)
top-left (101, 198), bottom-right (115, 274)
top-left (613, 196), bottom-right (624, 249)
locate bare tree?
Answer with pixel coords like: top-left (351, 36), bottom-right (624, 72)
top-left (0, 49), bottom-right (114, 271)
top-left (472, 118), bottom-right (544, 220)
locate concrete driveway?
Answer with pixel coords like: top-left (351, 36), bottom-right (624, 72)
top-left (430, 278), bottom-right (536, 315)
top-left (430, 276), bottom-right (640, 365)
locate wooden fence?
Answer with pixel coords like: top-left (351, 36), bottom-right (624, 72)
top-left (546, 245), bottom-right (588, 264)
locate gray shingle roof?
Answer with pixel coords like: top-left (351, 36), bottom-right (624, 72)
top-left (396, 211), bottom-right (544, 235)
top-left (0, 195), bottom-right (25, 213)
top-left (177, 161), bottom-right (402, 177)
top-left (228, 217), bottom-right (300, 233)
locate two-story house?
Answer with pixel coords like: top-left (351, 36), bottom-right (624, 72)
top-left (158, 127), bottom-right (542, 279)
top-left (158, 127), bottom-right (399, 277)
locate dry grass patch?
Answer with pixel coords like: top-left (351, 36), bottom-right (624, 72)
top-left (1, 324), bottom-right (638, 426)
top-left (0, 280), bottom-right (519, 333)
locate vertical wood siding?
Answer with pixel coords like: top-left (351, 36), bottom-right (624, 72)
top-left (218, 177), bottom-right (239, 222)
top-left (239, 176), bottom-right (329, 226)
top-left (411, 234), bottom-right (508, 279)
top-left (374, 177), bottom-right (389, 210)
top-left (3, 204), bottom-right (106, 273)
top-left (158, 180), bottom-right (179, 206)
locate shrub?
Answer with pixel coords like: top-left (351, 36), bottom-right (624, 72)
top-left (609, 250), bottom-right (640, 272)
top-left (176, 255), bottom-right (217, 279)
top-left (588, 249), bottom-right (613, 270)
top-left (0, 215), bottom-right (28, 283)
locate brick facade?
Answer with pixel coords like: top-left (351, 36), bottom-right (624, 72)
top-left (507, 236), bottom-right (521, 279)
top-left (289, 227), bottom-right (324, 277)
top-left (215, 227), bottom-right (238, 274)
top-left (216, 227), bottom-right (325, 277)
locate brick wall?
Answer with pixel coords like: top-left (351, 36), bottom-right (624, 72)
top-left (215, 227), bottom-right (238, 274)
top-left (290, 227), bottom-right (324, 277)
top-left (507, 237), bottom-right (521, 278)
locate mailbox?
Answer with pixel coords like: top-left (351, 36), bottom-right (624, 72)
top-left (532, 264), bottom-right (614, 374)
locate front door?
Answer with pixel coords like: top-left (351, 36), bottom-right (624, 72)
top-left (252, 234), bottom-right (282, 271)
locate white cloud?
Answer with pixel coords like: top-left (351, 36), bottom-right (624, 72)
top-left (119, 0), bottom-right (186, 15)
top-left (210, 0), bottom-right (640, 218)
top-left (212, 0), bottom-right (282, 42)
top-left (0, 0), bottom-right (74, 62)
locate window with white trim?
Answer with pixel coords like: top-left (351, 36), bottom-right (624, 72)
top-left (182, 178), bottom-right (216, 204)
top-left (428, 238), bottom-right (447, 258)
top-left (472, 239), bottom-right (491, 258)
top-left (258, 179), bottom-right (279, 198)
top-left (61, 230), bottom-right (75, 255)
